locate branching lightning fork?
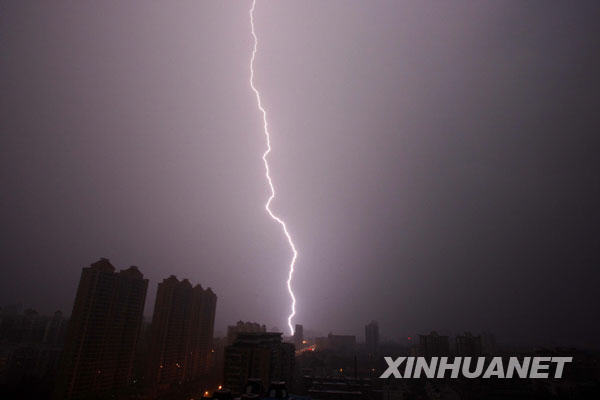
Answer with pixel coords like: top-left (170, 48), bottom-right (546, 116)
top-left (249, 0), bottom-right (298, 336)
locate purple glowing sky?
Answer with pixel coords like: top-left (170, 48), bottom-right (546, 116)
top-left (1, 1), bottom-right (600, 346)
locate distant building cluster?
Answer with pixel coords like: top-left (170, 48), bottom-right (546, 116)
top-left (417, 331), bottom-right (450, 358)
top-left (0, 305), bottom-right (66, 395)
top-left (413, 331), bottom-right (497, 358)
top-left (315, 333), bottom-right (357, 353)
top-left (2, 259), bottom-right (600, 400)
top-left (11, 258), bottom-right (219, 400)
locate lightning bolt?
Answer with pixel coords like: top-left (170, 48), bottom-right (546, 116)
top-left (249, 0), bottom-right (298, 336)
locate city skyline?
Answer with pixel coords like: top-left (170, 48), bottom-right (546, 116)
top-left (2, 1), bottom-right (600, 349)
top-left (0, 257), bottom-right (592, 350)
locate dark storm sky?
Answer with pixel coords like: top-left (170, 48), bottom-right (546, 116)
top-left (2, 1), bottom-right (600, 347)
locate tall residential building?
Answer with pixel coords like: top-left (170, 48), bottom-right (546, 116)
top-left (293, 324), bottom-right (304, 349)
top-left (365, 320), bottom-right (379, 355)
top-left (54, 258), bottom-right (148, 399)
top-left (147, 275), bottom-right (217, 395)
top-left (224, 332), bottom-right (294, 395)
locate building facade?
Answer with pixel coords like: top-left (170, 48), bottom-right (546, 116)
top-left (146, 275), bottom-right (217, 394)
top-left (224, 332), bottom-right (294, 395)
top-left (226, 321), bottom-right (266, 345)
top-left (54, 258), bottom-right (148, 399)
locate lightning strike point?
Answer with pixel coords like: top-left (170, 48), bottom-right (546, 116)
top-left (249, 0), bottom-right (298, 336)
